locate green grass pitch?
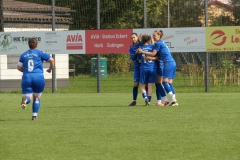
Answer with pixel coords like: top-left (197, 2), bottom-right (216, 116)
top-left (0, 93), bottom-right (240, 160)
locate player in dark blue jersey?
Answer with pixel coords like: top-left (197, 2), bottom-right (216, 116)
top-left (138, 30), bottom-right (178, 106)
top-left (128, 33), bottom-right (142, 106)
top-left (17, 38), bottom-right (54, 120)
top-left (138, 35), bottom-right (156, 106)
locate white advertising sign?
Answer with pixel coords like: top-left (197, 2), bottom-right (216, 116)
top-left (0, 30), bottom-right (86, 55)
top-left (133, 27), bottom-right (206, 53)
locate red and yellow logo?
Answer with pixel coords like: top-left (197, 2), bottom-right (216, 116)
top-left (206, 27), bottom-right (240, 52)
top-left (210, 30), bottom-right (227, 46)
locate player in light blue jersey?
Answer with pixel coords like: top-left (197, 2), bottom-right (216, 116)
top-left (138, 30), bottom-right (178, 106)
top-left (138, 35), bottom-right (156, 106)
top-left (128, 33), bottom-right (142, 106)
top-left (17, 38), bottom-right (54, 120)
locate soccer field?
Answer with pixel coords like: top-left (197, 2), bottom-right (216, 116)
top-left (0, 93), bottom-right (240, 160)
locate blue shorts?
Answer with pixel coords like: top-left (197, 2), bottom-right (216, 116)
top-left (21, 73), bottom-right (45, 94)
top-left (156, 66), bottom-right (163, 77)
top-left (163, 61), bottom-right (176, 79)
top-left (140, 68), bottom-right (156, 84)
top-left (133, 67), bottom-right (140, 82)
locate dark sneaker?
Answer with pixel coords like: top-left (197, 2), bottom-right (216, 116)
top-left (32, 116), bottom-right (37, 120)
top-left (129, 101), bottom-right (136, 106)
top-left (21, 96), bottom-right (27, 109)
top-left (145, 98), bottom-right (150, 106)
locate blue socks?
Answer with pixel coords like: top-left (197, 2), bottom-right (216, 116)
top-left (142, 93), bottom-right (147, 99)
top-left (133, 86), bottom-right (138, 101)
top-left (142, 93), bottom-right (151, 102)
top-left (32, 98), bottom-right (40, 114)
top-left (157, 83), bottom-right (166, 97)
top-left (148, 96), bottom-right (152, 102)
top-left (155, 84), bottom-right (161, 100)
top-left (26, 97), bottom-right (31, 104)
top-left (163, 82), bottom-right (171, 93)
top-left (169, 83), bottom-right (175, 94)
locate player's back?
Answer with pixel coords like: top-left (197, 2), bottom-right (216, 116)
top-left (19, 49), bottom-right (50, 74)
top-left (139, 44), bottom-right (156, 69)
top-left (156, 40), bottom-right (174, 63)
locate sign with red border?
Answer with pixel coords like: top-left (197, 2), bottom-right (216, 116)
top-left (85, 29), bottom-right (133, 54)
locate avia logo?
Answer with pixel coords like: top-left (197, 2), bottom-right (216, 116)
top-left (66, 33), bottom-right (83, 50)
top-left (0, 33), bottom-right (12, 49)
top-left (210, 30), bottom-right (227, 46)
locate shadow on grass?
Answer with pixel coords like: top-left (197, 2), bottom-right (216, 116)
top-left (57, 105), bottom-right (154, 108)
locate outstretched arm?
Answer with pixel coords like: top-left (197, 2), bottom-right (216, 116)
top-left (46, 58), bottom-right (55, 73)
top-left (137, 48), bottom-right (157, 56)
top-left (129, 47), bottom-right (138, 61)
top-left (145, 56), bottom-right (158, 61)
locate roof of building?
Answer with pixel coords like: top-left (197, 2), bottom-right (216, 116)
top-left (208, 0), bottom-right (233, 10)
top-left (3, 0), bottom-right (73, 24)
top-left (201, 0), bottom-right (233, 10)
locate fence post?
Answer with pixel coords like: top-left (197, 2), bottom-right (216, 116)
top-left (52, 0), bottom-right (57, 93)
top-left (143, 0), bottom-right (147, 28)
top-left (204, 0), bottom-right (209, 92)
top-left (97, 0), bottom-right (101, 93)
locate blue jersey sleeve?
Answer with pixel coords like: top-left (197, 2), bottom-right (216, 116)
top-left (129, 46), bottom-right (137, 61)
top-left (136, 53), bottom-right (141, 61)
top-left (154, 41), bottom-right (161, 52)
top-left (40, 51), bottom-right (51, 62)
top-left (19, 54), bottom-right (24, 63)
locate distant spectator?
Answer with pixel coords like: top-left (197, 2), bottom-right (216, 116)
top-left (232, 56), bottom-right (237, 64)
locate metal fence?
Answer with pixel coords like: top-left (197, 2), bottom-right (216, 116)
top-left (1, 0), bottom-right (240, 92)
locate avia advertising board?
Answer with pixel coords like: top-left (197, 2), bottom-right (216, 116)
top-left (85, 29), bottom-right (132, 54)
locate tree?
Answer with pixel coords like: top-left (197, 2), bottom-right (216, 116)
top-left (169, 0), bottom-right (203, 27)
top-left (210, 15), bottom-right (234, 26)
top-left (231, 0), bottom-right (240, 25)
top-left (0, 0), bottom-right (3, 32)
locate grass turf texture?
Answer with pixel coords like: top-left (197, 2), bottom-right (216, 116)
top-left (0, 93), bottom-right (240, 160)
top-left (3, 72), bottom-right (240, 93)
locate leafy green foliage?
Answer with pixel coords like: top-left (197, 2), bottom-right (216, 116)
top-left (103, 54), bottom-right (130, 73)
top-left (69, 54), bottom-right (130, 75)
top-left (170, 0), bottom-right (203, 27)
top-left (69, 54), bottom-right (96, 75)
top-left (210, 0), bottom-right (240, 26)
top-left (231, 0), bottom-right (240, 25)
top-left (210, 16), bottom-right (234, 26)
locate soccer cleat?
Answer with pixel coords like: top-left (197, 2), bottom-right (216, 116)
top-left (169, 98), bottom-right (178, 106)
top-left (145, 98), bottom-right (150, 106)
top-left (171, 102), bottom-right (179, 106)
top-left (21, 96), bottom-right (27, 109)
top-left (129, 101), bottom-right (137, 106)
top-left (164, 100), bottom-right (169, 106)
top-left (155, 103), bottom-right (164, 106)
top-left (32, 116), bottom-right (37, 120)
